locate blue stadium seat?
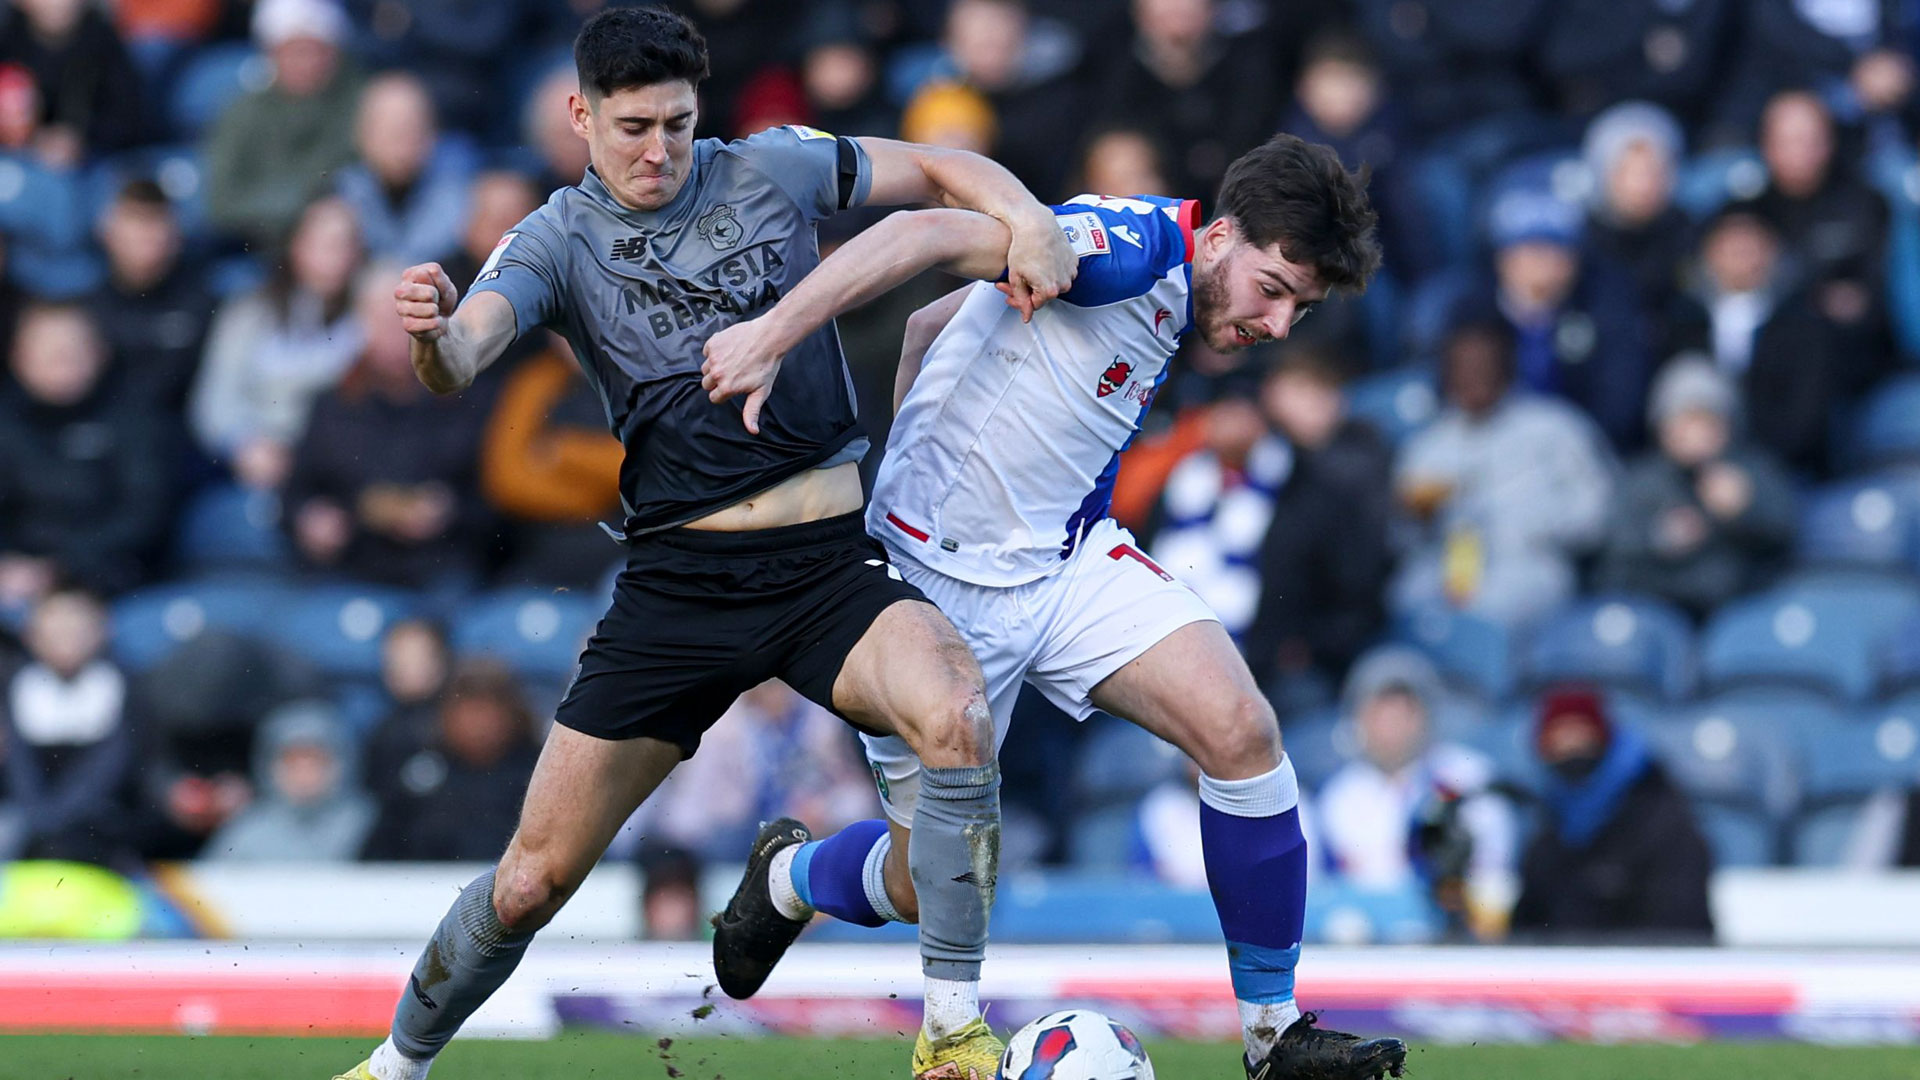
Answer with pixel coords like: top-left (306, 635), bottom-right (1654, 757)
top-left (1694, 805), bottom-right (1778, 867)
top-left (263, 585), bottom-right (420, 680)
top-left (1801, 709), bottom-right (1920, 803)
top-left (1700, 585), bottom-right (1914, 702)
top-left (1792, 803), bottom-right (1870, 865)
top-left (1071, 718), bottom-right (1186, 807)
top-left (169, 43), bottom-right (268, 138)
top-left (1878, 612), bottom-right (1920, 694)
top-left (450, 588), bottom-right (601, 680)
top-left (112, 579), bottom-right (292, 670)
top-left (1796, 477), bottom-right (1920, 573)
top-left (1520, 594), bottom-right (1695, 701)
top-left (1394, 607), bottom-right (1514, 703)
top-left (1841, 374), bottom-right (1920, 470)
top-left (1345, 368), bottom-right (1438, 448)
top-left (1646, 705), bottom-right (1806, 864)
top-left (1466, 704), bottom-right (1549, 796)
top-left (173, 483), bottom-right (290, 572)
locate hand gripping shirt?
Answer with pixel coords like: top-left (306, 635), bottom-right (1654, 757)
top-left (469, 125), bottom-right (874, 534)
top-left (869, 195), bottom-right (1202, 586)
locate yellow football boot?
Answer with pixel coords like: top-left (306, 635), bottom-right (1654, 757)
top-left (912, 1016), bottom-right (1006, 1080)
top-left (329, 1060), bottom-right (377, 1080)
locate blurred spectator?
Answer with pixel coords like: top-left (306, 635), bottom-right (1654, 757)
top-left (1242, 347), bottom-right (1393, 700)
top-left (1147, 378), bottom-right (1282, 640)
top-left (360, 619), bottom-right (452, 804)
top-left (1281, 30), bottom-right (1433, 286)
top-left (1350, 0), bottom-right (1552, 142)
top-left (346, 0), bottom-right (526, 139)
top-left (204, 700), bottom-right (374, 861)
top-left (87, 179), bottom-right (214, 413)
top-left (114, 0), bottom-right (225, 45)
top-left (1749, 90), bottom-right (1893, 379)
top-left (334, 71), bottom-right (475, 265)
top-left (1074, 127), bottom-right (1171, 198)
top-left (0, 0), bottom-right (148, 165)
top-left (1097, 0), bottom-right (1276, 200)
top-left (439, 170), bottom-right (542, 294)
top-left (1481, 169), bottom-right (1653, 451)
top-left (730, 66), bottom-right (811, 138)
top-left (204, 0), bottom-right (363, 246)
top-left (521, 65), bottom-right (591, 195)
top-left (631, 680), bottom-right (875, 863)
top-left (899, 80), bottom-right (996, 156)
top-left (637, 845), bottom-right (704, 941)
top-left (1715, 0), bottom-right (1916, 143)
top-left (1668, 205), bottom-right (1847, 475)
top-left (1392, 319), bottom-right (1613, 627)
top-left (797, 3), bottom-right (896, 137)
top-left (0, 303), bottom-right (174, 599)
top-left (190, 194), bottom-right (365, 491)
top-left (481, 333), bottom-right (625, 590)
top-left (1598, 360), bottom-right (1796, 618)
top-left (361, 659), bottom-right (541, 861)
top-left (284, 265), bottom-right (491, 590)
top-left (1583, 102), bottom-right (1695, 315)
top-left (937, 0), bottom-right (1086, 198)
top-left (131, 633), bottom-right (310, 859)
top-left (669, 0), bottom-right (788, 141)
top-left (0, 589), bottom-right (136, 867)
top-left (1538, 0), bottom-right (1731, 128)
top-left (1313, 648), bottom-right (1515, 924)
top-left (1511, 687), bottom-right (1715, 941)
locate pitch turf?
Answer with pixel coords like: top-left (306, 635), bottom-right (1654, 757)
top-left (6, 1034), bottom-right (1920, 1080)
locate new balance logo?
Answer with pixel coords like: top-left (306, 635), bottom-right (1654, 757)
top-left (609, 235), bottom-right (648, 261)
top-left (409, 975), bottom-right (439, 1011)
top-left (1112, 225), bottom-right (1143, 249)
top-left (950, 870), bottom-right (997, 888)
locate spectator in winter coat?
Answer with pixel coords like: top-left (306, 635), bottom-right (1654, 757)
top-left (284, 265), bottom-right (490, 590)
top-left (1242, 346), bottom-right (1393, 701)
top-left (1537, 0), bottom-right (1732, 131)
top-left (1582, 102), bottom-right (1696, 319)
top-left (87, 179), bottom-right (215, 414)
top-left (1511, 687), bottom-right (1715, 941)
top-left (360, 660), bottom-right (540, 862)
top-left (0, 589), bottom-right (136, 867)
top-left (205, 700), bottom-right (374, 862)
top-left (333, 71), bottom-right (475, 266)
top-left (0, 0), bottom-right (148, 164)
top-left (0, 304), bottom-right (174, 600)
top-left (1393, 319), bottom-right (1614, 627)
top-left (1598, 360), bottom-right (1797, 617)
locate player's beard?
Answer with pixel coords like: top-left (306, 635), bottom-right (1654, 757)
top-left (1190, 259), bottom-right (1239, 352)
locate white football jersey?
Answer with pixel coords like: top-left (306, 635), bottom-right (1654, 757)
top-left (869, 195), bottom-right (1201, 586)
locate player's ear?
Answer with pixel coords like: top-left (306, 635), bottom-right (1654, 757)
top-left (569, 90), bottom-right (593, 139)
top-left (1198, 217), bottom-right (1236, 263)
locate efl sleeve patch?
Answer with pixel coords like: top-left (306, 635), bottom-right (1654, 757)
top-left (1057, 211), bottom-right (1110, 257)
top-left (786, 124), bottom-right (837, 141)
top-left (478, 231), bottom-right (518, 277)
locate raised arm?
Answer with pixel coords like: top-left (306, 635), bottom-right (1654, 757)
top-left (896, 286), bottom-right (972, 413)
top-left (393, 263), bottom-right (519, 395)
top-left (856, 137), bottom-right (1073, 320)
top-left (701, 208), bottom-right (1011, 433)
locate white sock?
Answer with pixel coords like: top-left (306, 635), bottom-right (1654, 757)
top-left (768, 843), bottom-right (814, 922)
top-left (1240, 999), bottom-right (1302, 1064)
top-left (370, 1037), bottom-right (433, 1080)
top-left (922, 976), bottom-right (981, 1042)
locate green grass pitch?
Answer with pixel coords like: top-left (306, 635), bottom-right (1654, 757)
top-left (4, 1034), bottom-right (1918, 1080)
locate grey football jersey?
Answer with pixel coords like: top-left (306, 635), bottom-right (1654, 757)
top-left (469, 125), bottom-right (875, 533)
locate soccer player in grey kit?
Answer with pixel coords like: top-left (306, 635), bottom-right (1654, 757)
top-left (336, 9), bottom-right (1075, 1080)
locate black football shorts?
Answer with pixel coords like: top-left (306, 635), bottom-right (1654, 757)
top-left (553, 511), bottom-right (926, 757)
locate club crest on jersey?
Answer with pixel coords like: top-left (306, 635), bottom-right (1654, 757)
top-left (1098, 357), bottom-right (1132, 398)
top-left (697, 203), bottom-right (743, 251)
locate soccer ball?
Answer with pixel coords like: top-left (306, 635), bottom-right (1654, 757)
top-left (999, 1009), bottom-right (1155, 1080)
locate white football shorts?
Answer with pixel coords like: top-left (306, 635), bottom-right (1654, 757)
top-left (862, 516), bottom-right (1219, 826)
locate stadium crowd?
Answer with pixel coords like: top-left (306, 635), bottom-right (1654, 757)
top-left (5, 0), bottom-right (1920, 944)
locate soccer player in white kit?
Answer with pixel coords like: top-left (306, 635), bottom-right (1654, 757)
top-left (702, 134), bottom-right (1406, 1080)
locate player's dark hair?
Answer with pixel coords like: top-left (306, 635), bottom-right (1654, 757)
top-left (1214, 133), bottom-right (1381, 292)
top-left (1441, 315), bottom-right (1518, 387)
top-left (574, 6), bottom-right (710, 100)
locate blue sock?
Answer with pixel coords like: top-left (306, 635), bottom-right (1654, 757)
top-left (1198, 760), bottom-right (1307, 1007)
top-left (790, 818), bottom-right (893, 928)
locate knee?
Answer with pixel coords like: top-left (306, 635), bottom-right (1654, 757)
top-left (912, 680), bottom-right (995, 769)
top-left (492, 849), bottom-right (580, 933)
top-left (1188, 692), bottom-right (1281, 779)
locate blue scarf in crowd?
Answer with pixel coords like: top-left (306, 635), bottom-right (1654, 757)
top-left (1544, 723), bottom-right (1652, 850)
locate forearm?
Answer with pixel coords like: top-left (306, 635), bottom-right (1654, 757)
top-left (912, 142), bottom-right (1055, 232)
top-left (414, 292), bottom-right (517, 395)
top-left (896, 286), bottom-right (971, 412)
top-left (762, 210), bottom-right (1008, 354)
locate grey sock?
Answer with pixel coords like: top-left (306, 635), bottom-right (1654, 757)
top-left (390, 869), bottom-right (534, 1059)
top-left (910, 762), bottom-right (1000, 981)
